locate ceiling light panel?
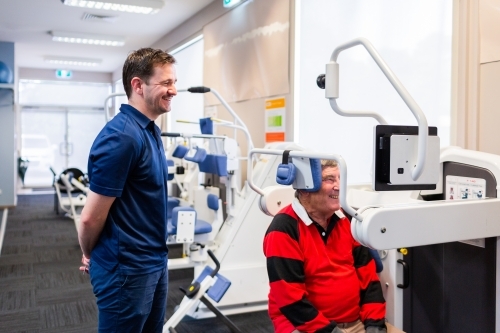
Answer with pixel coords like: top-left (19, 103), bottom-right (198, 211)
top-left (60, 0), bottom-right (164, 14)
top-left (50, 30), bottom-right (125, 47)
top-left (44, 56), bottom-right (102, 67)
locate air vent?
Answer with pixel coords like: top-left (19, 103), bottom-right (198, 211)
top-left (81, 12), bottom-right (118, 23)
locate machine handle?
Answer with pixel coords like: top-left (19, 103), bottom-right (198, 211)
top-left (207, 249), bottom-right (220, 277)
top-left (397, 259), bottom-right (410, 289)
top-left (161, 132), bottom-right (181, 137)
top-left (187, 86), bottom-right (211, 93)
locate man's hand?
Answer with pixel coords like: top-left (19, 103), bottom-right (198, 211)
top-left (79, 254), bottom-right (90, 275)
top-left (366, 326), bottom-right (387, 333)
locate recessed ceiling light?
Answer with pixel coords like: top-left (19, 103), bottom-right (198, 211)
top-left (44, 56), bottom-right (103, 67)
top-left (49, 30), bottom-right (125, 47)
top-left (60, 0), bottom-right (164, 14)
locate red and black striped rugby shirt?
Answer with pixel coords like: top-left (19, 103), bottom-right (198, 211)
top-left (263, 200), bottom-right (386, 333)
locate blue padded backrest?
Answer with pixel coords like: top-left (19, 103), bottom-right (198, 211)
top-left (302, 158), bottom-right (323, 192)
top-left (207, 194), bottom-right (219, 211)
top-left (198, 154), bottom-right (227, 177)
top-left (184, 147), bottom-right (207, 163)
top-left (199, 117), bottom-right (214, 135)
top-left (194, 266), bottom-right (231, 303)
top-left (166, 159), bottom-right (174, 181)
top-left (172, 145), bottom-right (189, 159)
top-left (167, 197), bottom-right (180, 219)
top-left (171, 206), bottom-right (196, 227)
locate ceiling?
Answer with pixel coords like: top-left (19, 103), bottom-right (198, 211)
top-left (0, 0), bottom-right (215, 73)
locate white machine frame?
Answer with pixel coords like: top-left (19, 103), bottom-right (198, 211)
top-left (244, 37), bottom-right (500, 331)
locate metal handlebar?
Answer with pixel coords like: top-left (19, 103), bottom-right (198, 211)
top-left (324, 37), bottom-right (429, 181)
top-left (207, 249), bottom-right (220, 277)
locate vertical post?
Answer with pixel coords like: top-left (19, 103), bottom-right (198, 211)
top-left (0, 208), bottom-right (8, 256)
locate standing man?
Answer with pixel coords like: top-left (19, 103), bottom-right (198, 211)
top-left (263, 160), bottom-right (404, 333)
top-left (78, 48), bottom-right (177, 333)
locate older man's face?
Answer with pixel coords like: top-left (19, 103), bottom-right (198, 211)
top-left (308, 166), bottom-right (340, 215)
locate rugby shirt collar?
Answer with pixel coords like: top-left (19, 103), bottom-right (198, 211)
top-left (291, 198), bottom-right (345, 226)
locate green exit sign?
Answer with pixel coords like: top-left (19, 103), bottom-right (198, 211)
top-left (55, 69), bottom-right (72, 79)
top-left (223, 0), bottom-right (241, 8)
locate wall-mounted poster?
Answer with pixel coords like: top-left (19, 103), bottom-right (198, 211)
top-left (265, 97), bottom-right (285, 142)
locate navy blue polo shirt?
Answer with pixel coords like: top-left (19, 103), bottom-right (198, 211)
top-left (88, 104), bottom-right (168, 275)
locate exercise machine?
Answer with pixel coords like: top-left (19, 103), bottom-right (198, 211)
top-left (163, 249), bottom-right (241, 333)
top-left (246, 38), bottom-right (500, 333)
top-left (51, 167), bottom-right (89, 230)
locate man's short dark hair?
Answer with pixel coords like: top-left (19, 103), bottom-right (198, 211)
top-left (122, 48), bottom-right (176, 98)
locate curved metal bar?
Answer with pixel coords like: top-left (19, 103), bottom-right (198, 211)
top-left (209, 88), bottom-right (255, 150)
top-left (329, 37), bottom-right (428, 181)
top-left (103, 93), bottom-right (126, 122)
top-left (215, 123), bottom-right (254, 151)
top-left (247, 148), bottom-right (361, 221)
top-left (329, 99), bottom-right (388, 125)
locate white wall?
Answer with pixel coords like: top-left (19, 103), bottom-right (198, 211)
top-left (296, 0), bottom-right (453, 184)
top-left (169, 38), bottom-right (204, 135)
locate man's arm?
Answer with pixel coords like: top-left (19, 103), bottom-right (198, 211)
top-left (352, 243), bottom-right (387, 331)
top-left (78, 190), bottom-right (116, 258)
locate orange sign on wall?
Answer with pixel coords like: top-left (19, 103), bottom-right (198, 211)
top-left (265, 97), bottom-right (286, 143)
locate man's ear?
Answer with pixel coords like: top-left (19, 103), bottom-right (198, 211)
top-left (130, 77), bottom-right (143, 96)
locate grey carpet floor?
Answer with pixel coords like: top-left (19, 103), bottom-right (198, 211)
top-left (0, 194), bottom-right (273, 333)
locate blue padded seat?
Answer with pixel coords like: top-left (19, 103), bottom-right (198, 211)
top-left (184, 147), bottom-right (207, 164)
top-left (166, 159), bottom-right (175, 181)
top-left (167, 197), bottom-right (180, 220)
top-left (172, 145), bottom-right (189, 159)
top-left (199, 117), bottom-right (214, 135)
top-left (207, 193), bottom-right (219, 211)
top-left (168, 206), bottom-right (212, 235)
top-left (199, 154), bottom-right (227, 177)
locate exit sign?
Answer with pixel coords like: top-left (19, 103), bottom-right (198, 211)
top-left (223, 0), bottom-right (241, 8)
top-left (55, 69), bottom-right (72, 79)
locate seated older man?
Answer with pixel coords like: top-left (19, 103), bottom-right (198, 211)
top-left (263, 159), bottom-right (404, 333)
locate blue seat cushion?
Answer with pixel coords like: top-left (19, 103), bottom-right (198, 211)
top-left (198, 154), bottom-right (227, 177)
top-left (167, 197), bottom-right (180, 219)
top-left (194, 219), bottom-right (212, 234)
top-left (184, 147), bottom-right (207, 163)
top-left (199, 117), bottom-right (214, 135)
top-left (167, 159), bottom-right (175, 181)
top-left (167, 218), bottom-right (175, 235)
top-left (169, 206), bottom-right (213, 235)
top-left (172, 145), bottom-right (189, 159)
top-left (207, 194), bottom-right (219, 211)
